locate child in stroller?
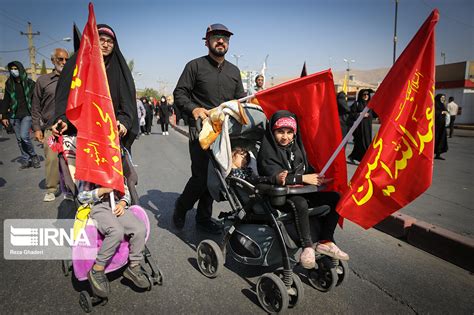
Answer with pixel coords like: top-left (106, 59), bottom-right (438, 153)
top-left (76, 178), bottom-right (149, 297)
top-left (257, 110), bottom-right (349, 266)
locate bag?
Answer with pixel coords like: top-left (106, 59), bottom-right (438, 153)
top-left (445, 114), bottom-right (450, 127)
top-left (73, 204), bottom-right (91, 241)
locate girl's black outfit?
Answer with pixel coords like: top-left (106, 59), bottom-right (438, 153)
top-left (257, 110), bottom-right (340, 248)
top-left (158, 99), bottom-right (172, 133)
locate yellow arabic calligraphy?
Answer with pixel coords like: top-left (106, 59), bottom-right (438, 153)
top-left (71, 65), bottom-right (82, 89)
top-left (351, 72), bottom-right (433, 206)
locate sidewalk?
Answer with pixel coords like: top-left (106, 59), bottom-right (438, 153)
top-left (173, 122), bottom-right (474, 272)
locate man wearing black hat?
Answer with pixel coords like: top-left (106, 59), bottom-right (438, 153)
top-left (172, 23), bottom-right (245, 234)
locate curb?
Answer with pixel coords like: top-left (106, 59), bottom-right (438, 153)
top-left (375, 214), bottom-right (474, 272)
top-left (173, 124), bottom-right (474, 272)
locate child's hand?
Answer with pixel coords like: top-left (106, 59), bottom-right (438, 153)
top-left (98, 187), bottom-right (113, 197)
top-left (113, 201), bottom-right (126, 217)
top-left (277, 170), bottom-right (288, 186)
top-left (302, 173), bottom-right (325, 186)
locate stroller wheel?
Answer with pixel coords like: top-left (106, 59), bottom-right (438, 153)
top-left (275, 269), bottom-right (304, 309)
top-left (145, 273), bottom-right (153, 291)
top-left (256, 273), bottom-right (289, 314)
top-left (79, 291), bottom-right (93, 313)
top-left (308, 256), bottom-right (338, 292)
top-left (196, 240), bottom-right (224, 278)
top-left (336, 259), bottom-right (349, 287)
top-left (61, 260), bottom-right (71, 277)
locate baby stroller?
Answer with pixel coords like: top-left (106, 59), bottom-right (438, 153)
top-left (195, 104), bottom-right (349, 314)
top-left (55, 135), bottom-right (163, 313)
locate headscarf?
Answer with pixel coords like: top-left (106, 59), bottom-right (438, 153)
top-left (5, 61), bottom-right (35, 118)
top-left (257, 110), bottom-right (310, 179)
top-left (55, 24), bottom-right (138, 151)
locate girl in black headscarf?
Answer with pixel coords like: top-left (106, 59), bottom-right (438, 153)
top-left (53, 24), bottom-right (138, 152)
top-left (257, 110), bottom-right (349, 268)
top-left (434, 94), bottom-right (449, 160)
top-left (348, 89), bottom-right (373, 164)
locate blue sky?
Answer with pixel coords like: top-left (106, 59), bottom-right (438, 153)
top-left (1, 0), bottom-right (473, 93)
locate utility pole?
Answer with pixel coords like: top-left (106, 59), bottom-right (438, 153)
top-left (393, 0), bottom-right (399, 65)
top-left (20, 22), bottom-right (40, 80)
top-left (232, 54), bottom-right (242, 67)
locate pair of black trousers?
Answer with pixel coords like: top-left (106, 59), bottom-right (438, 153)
top-left (175, 127), bottom-right (213, 223)
top-left (283, 191), bottom-right (340, 248)
top-left (160, 122), bottom-right (169, 132)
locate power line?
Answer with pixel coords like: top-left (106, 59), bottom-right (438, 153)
top-left (419, 0), bottom-right (474, 29)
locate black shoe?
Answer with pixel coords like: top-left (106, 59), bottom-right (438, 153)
top-left (196, 220), bottom-right (222, 235)
top-left (31, 155), bottom-right (40, 168)
top-left (172, 207), bottom-right (186, 229)
top-left (87, 268), bottom-right (110, 298)
top-left (123, 264), bottom-right (150, 289)
top-left (19, 161), bottom-right (32, 169)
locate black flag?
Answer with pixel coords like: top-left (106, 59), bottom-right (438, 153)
top-left (300, 61), bottom-right (307, 77)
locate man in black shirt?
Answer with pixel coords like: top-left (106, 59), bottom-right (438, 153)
top-left (1, 61), bottom-right (39, 169)
top-left (173, 23), bottom-right (246, 234)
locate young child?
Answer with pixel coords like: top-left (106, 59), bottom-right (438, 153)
top-left (77, 178), bottom-right (149, 297)
top-left (228, 146), bottom-right (287, 185)
top-left (257, 110), bottom-right (349, 269)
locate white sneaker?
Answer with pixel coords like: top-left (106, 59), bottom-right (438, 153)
top-left (43, 192), bottom-right (56, 202)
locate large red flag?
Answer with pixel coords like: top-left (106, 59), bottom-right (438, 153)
top-left (336, 10), bottom-right (439, 229)
top-left (66, 3), bottom-right (124, 193)
top-left (256, 70), bottom-right (347, 194)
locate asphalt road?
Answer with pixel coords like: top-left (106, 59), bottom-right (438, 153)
top-left (0, 125), bottom-right (473, 314)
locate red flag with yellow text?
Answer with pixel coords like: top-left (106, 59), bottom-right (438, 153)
top-left (256, 70), bottom-right (347, 195)
top-left (336, 10), bottom-right (439, 229)
top-left (66, 3), bottom-right (124, 193)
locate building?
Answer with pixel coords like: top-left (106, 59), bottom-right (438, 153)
top-left (435, 61), bottom-right (474, 124)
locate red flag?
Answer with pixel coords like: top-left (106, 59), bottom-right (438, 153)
top-left (336, 10), bottom-right (439, 229)
top-left (66, 3), bottom-right (124, 193)
top-left (256, 70), bottom-right (348, 195)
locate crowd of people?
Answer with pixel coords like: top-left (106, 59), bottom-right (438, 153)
top-left (0, 21), bottom-right (460, 298)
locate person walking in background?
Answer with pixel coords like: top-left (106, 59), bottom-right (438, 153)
top-left (348, 89), bottom-right (373, 165)
top-left (336, 91), bottom-right (351, 138)
top-left (1, 61), bottom-right (40, 170)
top-left (447, 96), bottom-right (459, 138)
top-left (158, 95), bottom-right (171, 135)
top-left (172, 23), bottom-right (246, 234)
top-left (434, 93), bottom-right (449, 160)
top-left (31, 48), bottom-right (69, 201)
top-left (143, 97), bottom-right (153, 135)
top-left (137, 97), bottom-right (146, 138)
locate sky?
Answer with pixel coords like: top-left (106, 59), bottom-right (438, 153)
top-left (1, 0), bottom-right (473, 94)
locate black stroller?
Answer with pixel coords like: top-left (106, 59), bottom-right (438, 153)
top-left (195, 104), bottom-right (349, 314)
top-left (57, 136), bottom-right (163, 313)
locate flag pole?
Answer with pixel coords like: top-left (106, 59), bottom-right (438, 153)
top-left (320, 106), bottom-right (370, 176)
top-left (238, 94), bottom-right (255, 103)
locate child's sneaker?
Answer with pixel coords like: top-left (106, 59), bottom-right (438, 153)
top-left (87, 268), bottom-right (110, 298)
top-left (299, 247), bottom-right (316, 269)
top-left (123, 264), bottom-right (149, 289)
top-left (315, 242), bottom-right (350, 261)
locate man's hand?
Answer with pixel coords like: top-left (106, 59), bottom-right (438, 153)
top-left (117, 120), bottom-right (127, 137)
top-left (192, 107), bottom-right (209, 121)
top-left (52, 119), bottom-right (68, 137)
top-left (1, 119), bottom-right (9, 128)
top-left (34, 130), bottom-right (44, 142)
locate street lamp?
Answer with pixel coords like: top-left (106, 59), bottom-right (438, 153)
top-left (441, 52), bottom-right (446, 65)
top-left (232, 54), bottom-right (243, 67)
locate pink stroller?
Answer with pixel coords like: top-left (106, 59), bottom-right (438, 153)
top-left (53, 135), bottom-right (163, 313)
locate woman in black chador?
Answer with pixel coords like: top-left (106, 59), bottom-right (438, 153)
top-left (337, 91), bottom-right (351, 138)
top-left (53, 24), bottom-right (138, 152)
top-left (348, 89), bottom-right (373, 164)
top-left (434, 93), bottom-right (449, 160)
top-left (158, 96), bottom-right (172, 135)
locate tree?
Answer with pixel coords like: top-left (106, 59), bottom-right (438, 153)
top-left (127, 59), bottom-right (135, 73)
top-left (40, 59), bottom-right (47, 74)
top-left (139, 88), bottom-right (160, 100)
